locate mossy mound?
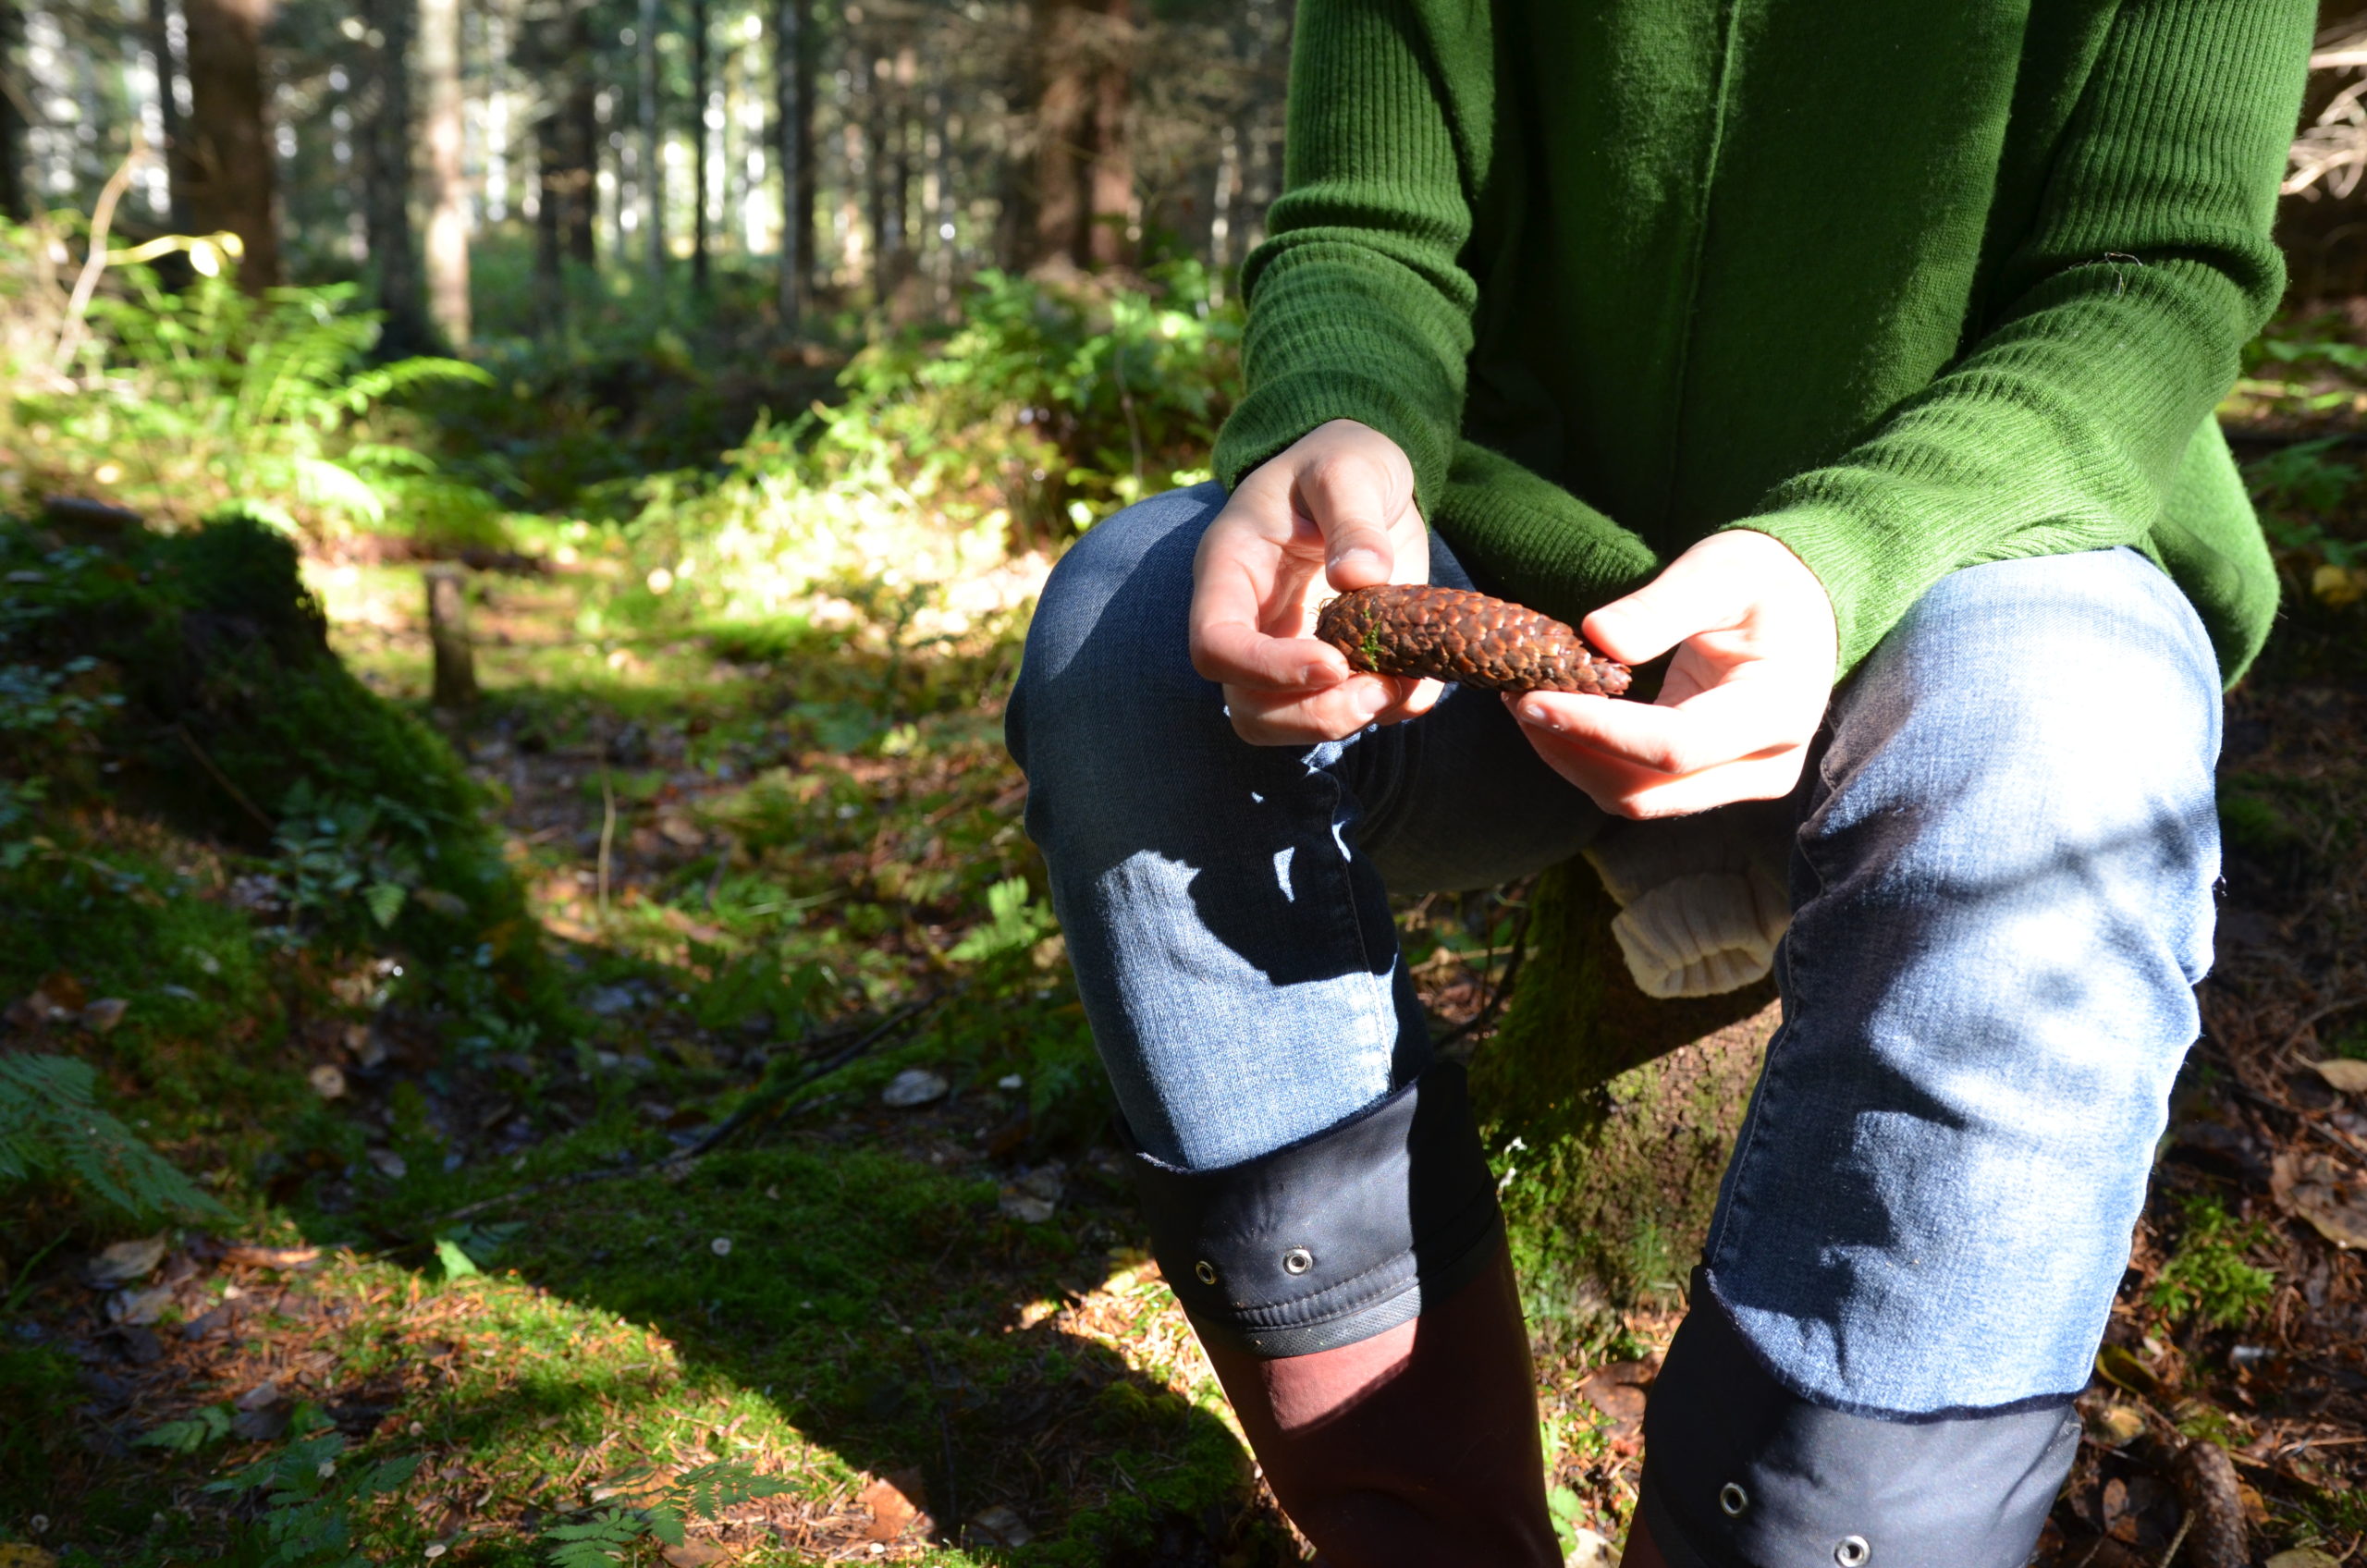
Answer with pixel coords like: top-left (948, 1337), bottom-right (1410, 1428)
top-left (1469, 859), bottom-right (1775, 1323)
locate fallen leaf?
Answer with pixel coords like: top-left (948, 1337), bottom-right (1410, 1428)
top-left (2094, 1342), bottom-right (2159, 1398)
top-left (1562, 1528), bottom-right (1618, 1567)
top-left (861, 1472), bottom-right (925, 1541)
top-left (970, 1504), bottom-right (1034, 1547)
top-left (998, 1192), bottom-right (1056, 1224)
top-left (220, 1244), bottom-right (319, 1269)
top-left (80, 998), bottom-right (128, 1033)
top-left (2080, 1400), bottom-right (2147, 1450)
top-left (37, 970), bottom-right (87, 1013)
top-left (2273, 1150), bottom-right (2367, 1249)
top-left (2267, 1552), bottom-right (2342, 1568)
top-left (368, 1148), bottom-right (408, 1180)
top-left (86, 1236), bottom-right (169, 1288)
top-left (2311, 1058), bottom-right (2367, 1094)
top-left (659, 1546), bottom-right (729, 1567)
top-left (236, 1380), bottom-right (283, 1411)
top-left (881, 1068), bottom-right (949, 1109)
top-left (412, 888), bottom-right (470, 920)
top-left (0, 1545), bottom-right (59, 1568)
top-left (106, 1285), bottom-right (174, 1326)
top-left (308, 1063), bottom-right (348, 1099)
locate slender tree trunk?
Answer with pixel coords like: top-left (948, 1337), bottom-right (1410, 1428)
top-left (421, 0), bottom-right (468, 343)
top-left (771, 0), bottom-right (802, 321)
top-left (1028, 0), bottom-right (1131, 271)
top-left (181, 0), bottom-right (280, 288)
top-left (791, 0), bottom-right (815, 303)
top-left (638, 0), bottom-right (662, 288)
top-left (564, 7), bottom-right (595, 264)
top-left (359, 0), bottom-right (431, 350)
top-left (690, 0), bottom-right (708, 293)
top-left (0, 0), bottom-right (25, 224)
top-left (141, 0), bottom-right (186, 231)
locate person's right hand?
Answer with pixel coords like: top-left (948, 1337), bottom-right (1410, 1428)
top-left (1189, 420), bottom-right (1442, 745)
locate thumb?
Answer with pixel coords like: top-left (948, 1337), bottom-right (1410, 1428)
top-left (1297, 453), bottom-right (1404, 591)
top-left (1583, 545), bottom-right (1751, 664)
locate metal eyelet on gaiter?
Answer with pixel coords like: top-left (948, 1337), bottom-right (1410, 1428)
top-left (1195, 1260), bottom-right (1218, 1285)
top-left (1282, 1247), bottom-right (1314, 1275)
top-left (1835, 1537), bottom-right (1870, 1566)
top-left (1718, 1483), bottom-right (1748, 1516)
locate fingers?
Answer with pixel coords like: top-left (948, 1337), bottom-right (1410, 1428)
top-left (1582, 546), bottom-right (1754, 667)
top-left (1221, 675), bottom-right (1441, 746)
top-left (1514, 676), bottom-right (1819, 778)
top-left (1507, 704), bottom-right (1810, 816)
top-left (1294, 451), bottom-right (1404, 591)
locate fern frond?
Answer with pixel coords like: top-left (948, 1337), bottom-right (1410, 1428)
top-left (0, 1053), bottom-right (230, 1220)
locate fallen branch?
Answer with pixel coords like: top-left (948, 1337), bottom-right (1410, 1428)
top-left (430, 995), bottom-right (939, 1224)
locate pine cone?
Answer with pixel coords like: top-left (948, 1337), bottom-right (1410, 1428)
top-left (1315, 584), bottom-right (1632, 696)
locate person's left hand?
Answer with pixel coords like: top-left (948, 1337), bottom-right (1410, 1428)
top-left (1510, 530), bottom-right (1838, 818)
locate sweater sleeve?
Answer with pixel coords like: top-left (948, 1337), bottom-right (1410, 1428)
top-left (1210, 0), bottom-right (1495, 515)
top-left (1735, 0), bottom-right (2311, 679)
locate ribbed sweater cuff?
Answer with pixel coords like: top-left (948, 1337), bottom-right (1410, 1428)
top-left (1721, 506), bottom-right (1931, 680)
top-left (1213, 370), bottom-right (1459, 517)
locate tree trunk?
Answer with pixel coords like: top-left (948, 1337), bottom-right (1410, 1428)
top-left (425, 565), bottom-right (478, 709)
top-left (420, 0), bottom-right (468, 344)
top-left (770, 0), bottom-right (803, 321)
top-left (359, 0), bottom-right (432, 351)
top-left (1028, 0), bottom-right (1131, 272)
top-left (1466, 859), bottom-right (1779, 1317)
top-left (180, 0), bottom-right (280, 288)
top-left (0, 0), bottom-right (25, 224)
top-left (528, 0), bottom-right (596, 323)
top-left (141, 0), bottom-right (186, 232)
top-left (690, 0), bottom-right (709, 293)
top-left (638, 0), bottom-right (662, 288)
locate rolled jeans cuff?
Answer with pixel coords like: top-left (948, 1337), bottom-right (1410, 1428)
top-left (1122, 1061), bottom-right (1504, 1358)
top-left (1640, 1273), bottom-right (2082, 1568)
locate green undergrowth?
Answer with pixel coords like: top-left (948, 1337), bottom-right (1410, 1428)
top-left (0, 508), bottom-right (567, 1231)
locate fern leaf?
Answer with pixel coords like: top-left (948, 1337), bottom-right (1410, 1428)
top-left (0, 1054), bottom-right (229, 1220)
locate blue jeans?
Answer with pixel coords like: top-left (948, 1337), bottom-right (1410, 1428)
top-left (1006, 483), bottom-right (2220, 1416)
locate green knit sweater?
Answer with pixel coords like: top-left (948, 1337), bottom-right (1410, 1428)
top-left (1210, 0), bottom-right (2312, 683)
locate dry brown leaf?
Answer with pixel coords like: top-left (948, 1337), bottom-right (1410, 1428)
top-left (220, 1244), bottom-right (321, 1269)
top-left (860, 1470), bottom-right (926, 1541)
top-left (80, 998), bottom-right (128, 1033)
top-left (2310, 1058), bottom-right (2367, 1094)
top-left (2272, 1150), bottom-right (2367, 1249)
top-left (658, 1546), bottom-right (730, 1567)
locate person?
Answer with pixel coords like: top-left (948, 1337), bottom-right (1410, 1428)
top-left (1005, 2), bottom-right (2313, 1563)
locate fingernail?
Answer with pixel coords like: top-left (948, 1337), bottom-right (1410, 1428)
top-left (1355, 684), bottom-right (1392, 717)
top-left (1329, 546), bottom-right (1383, 580)
top-left (1517, 700), bottom-right (1555, 729)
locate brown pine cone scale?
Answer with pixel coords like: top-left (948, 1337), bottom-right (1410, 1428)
top-left (1315, 584), bottom-right (1632, 696)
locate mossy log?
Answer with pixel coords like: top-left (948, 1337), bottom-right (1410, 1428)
top-left (1467, 856), bottom-right (1779, 1319)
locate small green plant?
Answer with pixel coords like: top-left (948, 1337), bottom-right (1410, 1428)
top-left (540, 1459), bottom-right (797, 1567)
top-left (6, 216), bottom-right (498, 540)
top-left (202, 1422), bottom-right (421, 1568)
top-left (2246, 437), bottom-right (2361, 527)
top-left (947, 876), bottom-right (1057, 964)
top-left (2149, 1191), bottom-right (2277, 1329)
top-left (0, 1053), bottom-right (229, 1221)
top-left (135, 1403), bottom-right (237, 1454)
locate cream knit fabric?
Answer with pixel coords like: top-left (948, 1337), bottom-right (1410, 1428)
top-left (1582, 804), bottom-right (1795, 999)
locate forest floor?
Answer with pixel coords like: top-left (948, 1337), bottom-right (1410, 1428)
top-left (5, 521), bottom-right (2365, 1566)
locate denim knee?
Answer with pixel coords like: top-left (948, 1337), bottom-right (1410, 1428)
top-left (1705, 547), bottom-right (2224, 1415)
top-left (1006, 483), bottom-right (1227, 858)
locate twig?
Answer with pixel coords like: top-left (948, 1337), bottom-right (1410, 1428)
top-left (427, 997), bottom-right (938, 1224)
top-left (596, 767), bottom-right (617, 921)
top-left (2278, 994), bottom-right (2367, 1058)
top-left (914, 1336), bottom-right (961, 1534)
top-left (172, 722), bottom-right (276, 837)
top-left (53, 138), bottom-right (144, 375)
top-left (666, 996), bottom-right (939, 1163)
top-left (1434, 898), bottom-right (1535, 1049)
top-left (2153, 1513), bottom-right (2192, 1568)
top-left (2218, 1078), bottom-right (2367, 1167)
